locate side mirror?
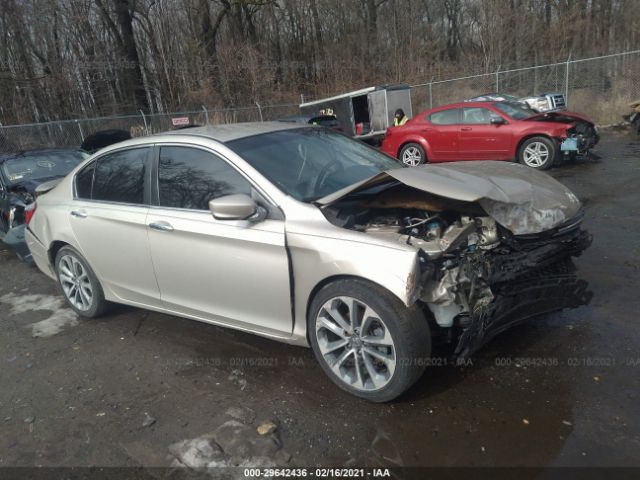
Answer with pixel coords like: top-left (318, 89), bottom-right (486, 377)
top-left (490, 116), bottom-right (507, 125)
top-left (209, 194), bottom-right (264, 222)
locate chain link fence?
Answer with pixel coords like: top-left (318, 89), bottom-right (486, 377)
top-left (410, 50), bottom-right (640, 124)
top-left (0, 103), bottom-right (300, 152)
top-left (1, 50), bottom-right (638, 152)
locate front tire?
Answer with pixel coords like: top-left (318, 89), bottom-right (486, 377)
top-left (518, 136), bottom-right (555, 170)
top-left (308, 279), bottom-right (431, 402)
top-left (399, 143), bottom-right (426, 166)
top-left (55, 246), bottom-right (109, 318)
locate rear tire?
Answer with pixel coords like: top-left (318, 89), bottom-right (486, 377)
top-left (399, 143), bottom-right (426, 166)
top-left (308, 279), bottom-right (431, 402)
top-left (518, 136), bottom-right (556, 170)
top-left (55, 246), bottom-right (110, 318)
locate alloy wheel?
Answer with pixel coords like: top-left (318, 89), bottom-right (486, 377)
top-left (401, 147), bottom-right (423, 166)
top-left (58, 254), bottom-right (94, 311)
top-left (523, 141), bottom-right (550, 168)
top-left (315, 296), bottom-right (396, 391)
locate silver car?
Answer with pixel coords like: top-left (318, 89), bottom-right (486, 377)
top-left (25, 122), bottom-right (592, 401)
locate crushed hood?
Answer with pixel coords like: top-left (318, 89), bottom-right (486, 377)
top-left (317, 161), bottom-right (582, 235)
top-left (525, 110), bottom-right (594, 124)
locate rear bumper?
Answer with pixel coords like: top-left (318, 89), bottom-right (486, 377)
top-left (25, 227), bottom-right (55, 279)
top-left (380, 140), bottom-right (397, 158)
top-left (1, 224), bottom-right (32, 263)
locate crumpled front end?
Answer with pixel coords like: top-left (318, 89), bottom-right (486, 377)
top-left (320, 161), bottom-right (593, 358)
top-left (424, 220), bottom-right (592, 358)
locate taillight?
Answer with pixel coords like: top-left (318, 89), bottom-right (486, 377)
top-left (25, 202), bottom-right (37, 225)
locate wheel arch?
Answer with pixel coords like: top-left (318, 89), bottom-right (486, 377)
top-left (515, 133), bottom-right (556, 159)
top-left (304, 274), bottom-right (407, 344)
top-left (48, 240), bottom-right (70, 267)
top-left (397, 137), bottom-right (432, 160)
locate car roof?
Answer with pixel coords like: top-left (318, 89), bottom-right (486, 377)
top-left (159, 121), bottom-right (310, 143)
top-left (425, 101), bottom-right (495, 111)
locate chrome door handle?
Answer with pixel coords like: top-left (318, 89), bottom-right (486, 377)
top-left (149, 221), bottom-right (174, 232)
top-left (70, 210), bottom-right (87, 218)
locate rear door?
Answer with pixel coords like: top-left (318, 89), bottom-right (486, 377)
top-left (146, 145), bottom-right (292, 335)
top-left (459, 107), bottom-right (512, 160)
top-left (424, 108), bottom-right (461, 161)
top-left (69, 146), bottom-right (161, 306)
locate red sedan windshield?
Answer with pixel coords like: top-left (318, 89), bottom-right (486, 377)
top-left (493, 102), bottom-right (536, 120)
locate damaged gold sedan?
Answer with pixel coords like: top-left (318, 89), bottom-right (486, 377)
top-left (26, 123), bottom-right (591, 402)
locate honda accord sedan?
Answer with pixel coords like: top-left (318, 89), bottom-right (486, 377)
top-left (26, 122), bottom-right (592, 401)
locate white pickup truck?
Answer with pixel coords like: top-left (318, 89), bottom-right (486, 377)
top-left (466, 92), bottom-right (567, 112)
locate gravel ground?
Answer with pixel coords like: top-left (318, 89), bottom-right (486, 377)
top-left (0, 131), bottom-right (639, 470)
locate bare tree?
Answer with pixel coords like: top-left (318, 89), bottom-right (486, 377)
top-left (0, 0), bottom-right (635, 123)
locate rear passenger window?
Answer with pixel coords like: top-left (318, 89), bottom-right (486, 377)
top-left (429, 109), bottom-right (461, 125)
top-left (158, 146), bottom-right (251, 210)
top-left (92, 148), bottom-right (148, 204)
top-left (75, 163), bottom-right (95, 199)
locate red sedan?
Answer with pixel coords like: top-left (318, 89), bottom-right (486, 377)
top-left (381, 101), bottom-right (598, 170)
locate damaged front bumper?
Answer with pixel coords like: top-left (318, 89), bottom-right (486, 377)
top-left (559, 127), bottom-right (599, 158)
top-left (423, 225), bottom-right (593, 359)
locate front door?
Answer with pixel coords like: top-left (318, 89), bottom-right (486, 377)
top-left (459, 107), bottom-right (512, 160)
top-left (146, 145), bottom-right (292, 335)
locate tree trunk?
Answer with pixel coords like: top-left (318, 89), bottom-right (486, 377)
top-left (112, 0), bottom-right (148, 111)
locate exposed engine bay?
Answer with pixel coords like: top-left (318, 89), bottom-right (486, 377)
top-left (566, 120), bottom-right (599, 153)
top-left (322, 179), bottom-right (593, 359)
top-left (531, 112), bottom-right (599, 154)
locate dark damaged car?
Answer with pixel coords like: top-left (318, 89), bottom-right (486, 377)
top-left (0, 149), bottom-right (88, 261)
top-left (26, 124), bottom-right (591, 401)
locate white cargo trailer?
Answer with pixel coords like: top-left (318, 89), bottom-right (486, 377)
top-left (299, 84), bottom-right (412, 144)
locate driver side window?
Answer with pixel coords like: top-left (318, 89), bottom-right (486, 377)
top-left (463, 108), bottom-right (492, 124)
top-left (158, 146), bottom-right (252, 210)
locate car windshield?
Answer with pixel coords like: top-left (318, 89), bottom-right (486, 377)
top-left (227, 128), bottom-right (401, 202)
top-left (494, 102), bottom-right (536, 120)
top-left (1, 150), bottom-right (89, 185)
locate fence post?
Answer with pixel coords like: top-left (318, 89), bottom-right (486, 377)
top-left (75, 120), bottom-right (85, 142)
top-left (255, 101), bottom-right (263, 122)
top-left (495, 65), bottom-right (501, 92)
top-left (428, 78), bottom-right (434, 109)
top-left (201, 105), bottom-right (209, 125)
top-left (565, 54), bottom-right (571, 108)
top-left (300, 93), bottom-right (305, 104)
top-left (139, 110), bottom-right (149, 135)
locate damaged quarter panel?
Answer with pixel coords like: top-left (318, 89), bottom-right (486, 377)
top-left (25, 174), bottom-right (81, 279)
